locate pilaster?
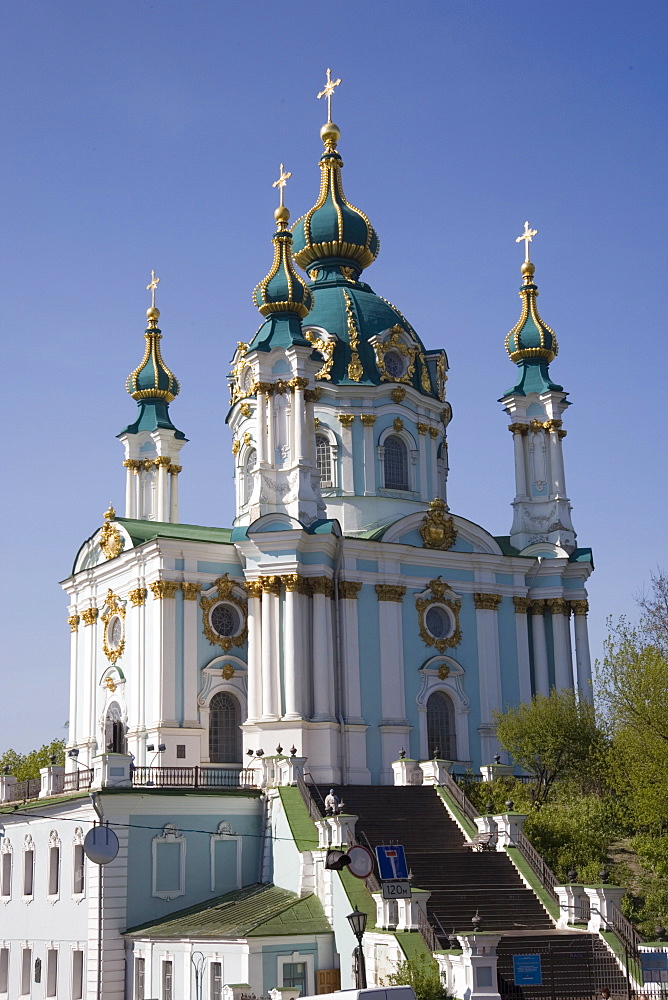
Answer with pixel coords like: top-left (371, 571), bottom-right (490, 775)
top-left (571, 600), bottom-right (593, 702)
top-left (529, 600), bottom-right (550, 696)
top-left (512, 597), bottom-right (533, 704)
top-left (473, 593), bottom-right (503, 762)
top-left (311, 577), bottom-right (336, 721)
top-left (260, 576), bottom-right (281, 721)
top-left (375, 585), bottom-right (409, 780)
top-left (547, 598), bottom-right (573, 690)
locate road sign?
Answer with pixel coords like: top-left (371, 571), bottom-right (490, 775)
top-left (84, 826), bottom-right (120, 865)
top-left (381, 880), bottom-right (412, 899)
top-left (375, 845), bottom-right (409, 881)
top-left (347, 845), bottom-right (375, 879)
top-left (513, 954), bottom-right (542, 986)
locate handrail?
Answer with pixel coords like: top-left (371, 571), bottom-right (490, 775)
top-left (62, 768), bottom-right (94, 792)
top-left (295, 770), bottom-right (324, 826)
top-left (609, 900), bottom-right (641, 955)
top-left (513, 828), bottom-right (559, 902)
top-left (132, 766), bottom-right (258, 788)
top-left (439, 770), bottom-right (479, 824)
top-left (6, 778), bottom-right (41, 802)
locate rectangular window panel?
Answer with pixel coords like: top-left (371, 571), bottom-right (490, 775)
top-left (20, 949), bottom-right (31, 996)
top-left (23, 851), bottom-right (33, 896)
top-left (72, 951), bottom-right (84, 1000)
top-left (176, 744), bottom-right (186, 759)
top-left (73, 845), bottom-right (85, 895)
top-left (283, 962), bottom-right (307, 992)
top-left (0, 949), bottom-right (8, 994)
top-left (212, 839), bottom-right (238, 894)
top-left (162, 960), bottom-right (173, 1000)
top-left (1, 854), bottom-right (11, 897)
top-left (211, 962), bottom-right (222, 1000)
top-left (48, 846), bottom-right (60, 895)
top-left (46, 950), bottom-right (57, 997)
top-left (135, 957), bottom-right (145, 1000)
top-left (155, 843), bottom-right (182, 893)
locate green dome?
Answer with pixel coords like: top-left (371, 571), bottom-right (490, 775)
top-left (253, 223), bottom-right (313, 319)
top-left (291, 125), bottom-right (379, 278)
top-left (126, 312), bottom-right (180, 402)
top-left (505, 262), bottom-right (558, 364)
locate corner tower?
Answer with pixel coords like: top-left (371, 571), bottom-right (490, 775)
top-left (118, 273), bottom-right (186, 522)
top-left (500, 224), bottom-right (575, 553)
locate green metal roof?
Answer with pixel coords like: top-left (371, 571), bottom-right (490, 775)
top-left (125, 883), bottom-right (330, 939)
top-left (117, 518), bottom-right (233, 546)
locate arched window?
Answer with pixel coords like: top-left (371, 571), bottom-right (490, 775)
top-left (104, 702), bottom-right (126, 754)
top-left (243, 449), bottom-right (257, 506)
top-left (427, 691), bottom-right (457, 760)
top-left (384, 435), bottom-right (409, 490)
top-left (209, 692), bottom-right (242, 764)
top-left (315, 434), bottom-right (333, 487)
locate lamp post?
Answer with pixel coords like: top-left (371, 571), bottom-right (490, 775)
top-left (347, 909), bottom-right (367, 988)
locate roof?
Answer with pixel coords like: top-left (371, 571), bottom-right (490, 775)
top-left (117, 518), bottom-right (233, 546)
top-left (124, 883), bottom-right (331, 939)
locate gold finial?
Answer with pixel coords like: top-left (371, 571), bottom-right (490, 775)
top-left (272, 163), bottom-right (291, 226)
top-left (515, 221), bottom-right (538, 263)
top-left (146, 269), bottom-right (161, 324)
top-left (317, 67), bottom-right (341, 124)
top-left (104, 504), bottom-right (116, 521)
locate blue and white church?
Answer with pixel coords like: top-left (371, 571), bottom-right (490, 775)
top-left (0, 82), bottom-right (598, 1000)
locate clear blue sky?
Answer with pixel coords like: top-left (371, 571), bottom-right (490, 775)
top-left (2, 0), bottom-right (666, 752)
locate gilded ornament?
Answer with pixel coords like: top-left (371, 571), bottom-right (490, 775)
top-left (68, 615), bottom-right (80, 632)
top-left (428, 427), bottom-right (439, 439)
top-left (340, 266), bottom-right (355, 281)
top-left (438, 664), bottom-right (450, 680)
top-left (441, 408), bottom-right (450, 424)
top-left (516, 220), bottom-right (538, 262)
top-left (416, 577), bottom-right (462, 653)
top-left (259, 575), bottom-right (283, 596)
top-left (373, 327), bottom-right (417, 384)
top-left (288, 377), bottom-right (309, 391)
top-left (228, 342), bottom-right (249, 405)
top-left (436, 353), bottom-right (448, 401)
top-left (416, 422), bottom-right (428, 436)
top-left (154, 456), bottom-right (172, 469)
top-left (309, 269), bottom-right (319, 280)
top-left (547, 597), bottom-right (569, 615)
top-left (419, 498), bottom-right (457, 551)
top-left (544, 419), bottom-right (563, 432)
top-left (274, 379), bottom-right (288, 394)
top-left (243, 432), bottom-right (252, 447)
top-left (222, 664), bottom-right (235, 680)
top-left (375, 584), bottom-right (406, 602)
top-left (101, 590), bottom-right (126, 664)
top-left (343, 290), bottom-right (364, 382)
top-left (149, 580), bottom-right (180, 600)
top-left (570, 599), bottom-right (589, 616)
top-left (314, 417), bottom-right (320, 429)
top-left (529, 419), bottom-right (545, 433)
top-left (104, 676), bottom-right (117, 693)
top-left (181, 582), bottom-right (201, 601)
top-left (473, 593), bottom-right (503, 611)
top-left (512, 596), bottom-right (531, 614)
top-left (317, 67), bottom-right (342, 123)
top-left (339, 580), bottom-right (363, 599)
top-left (393, 417), bottom-right (404, 432)
top-left (338, 414), bottom-right (355, 428)
top-left (169, 464), bottom-right (182, 475)
top-left (129, 587), bottom-right (147, 606)
top-left (391, 387), bottom-right (406, 403)
top-left (231, 439), bottom-right (240, 455)
top-left (419, 354), bottom-right (432, 393)
top-left (529, 599), bottom-right (547, 614)
top-left (81, 608), bottom-right (99, 626)
top-left (200, 575), bottom-right (248, 652)
top-left (304, 330), bottom-right (335, 381)
top-left (508, 423), bottom-right (529, 435)
top-left (245, 581), bottom-right (263, 600)
top-left (104, 504), bottom-right (116, 521)
top-left (310, 576), bottom-right (334, 598)
top-left (99, 517), bottom-right (124, 560)
top-left (283, 574), bottom-right (301, 592)
top-left (240, 403), bottom-right (251, 418)
top-left (360, 414), bottom-right (377, 426)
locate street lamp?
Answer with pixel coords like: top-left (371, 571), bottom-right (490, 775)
top-left (347, 909), bottom-right (367, 988)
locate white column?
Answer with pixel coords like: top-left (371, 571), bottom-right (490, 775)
top-left (181, 583), bottom-right (200, 727)
top-left (474, 594), bottom-right (503, 762)
top-left (572, 601), bottom-right (593, 703)
top-left (416, 424), bottom-right (428, 500)
top-left (530, 600), bottom-right (550, 696)
top-left (257, 390), bottom-right (268, 464)
top-left (283, 577), bottom-right (303, 720)
top-left (260, 580), bottom-right (280, 720)
top-left (376, 587), bottom-right (409, 779)
top-left (155, 458), bottom-right (170, 521)
top-left (548, 599), bottom-right (573, 690)
top-left (338, 416), bottom-right (355, 494)
top-left (266, 392), bottom-right (275, 464)
top-left (311, 579), bottom-right (336, 721)
top-left (292, 383), bottom-right (307, 462)
top-left (361, 415), bottom-right (376, 495)
top-left (169, 466), bottom-right (180, 523)
top-left (513, 598), bottom-right (533, 704)
top-left (148, 581), bottom-right (178, 728)
top-left (246, 583), bottom-right (262, 722)
top-left (428, 428), bottom-right (439, 498)
top-left (511, 426), bottom-right (528, 497)
top-left (125, 585), bottom-right (147, 761)
top-left (81, 606), bottom-right (98, 758)
top-left (548, 427), bottom-right (567, 498)
top-left (339, 583), bottom-right (364, 721)
top-left (67, 610), bottom-right (80, 751)
top-left (124, 462), bottom-right (137, 518)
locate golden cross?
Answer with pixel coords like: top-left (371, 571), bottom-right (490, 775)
top-left (515, 221), bottom-right (538, 262)
top-left (272, 163), bottom-right (292, 207)
top-left (317, 68), bottom-right (341, 123)
top-left (146, 269), bottom-right (160, 308)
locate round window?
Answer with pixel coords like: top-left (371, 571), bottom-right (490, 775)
top-left (107, 616), bottom-right (123, 650)
top-left (425, 605), bottom-right (453, 640)
top-left (211, 603), bottom-right (241, 638)
top-left (384, 351), bottom-right (405, 379)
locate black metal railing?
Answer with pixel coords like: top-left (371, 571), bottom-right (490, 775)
top-left (132, 766), bottom-right (258, 789)
top-left (609, 900), bottom-right (641, 955)
top-left (6, 778), bottom-right (41, 802)
top-left (513, 828), bottom-right (559, 902)
top-left (62, 769), bottom-right (94, 792)
top-left (296, 770), bottom-right (324, 826)
top-left (440, 769), bottom-right (480, 825)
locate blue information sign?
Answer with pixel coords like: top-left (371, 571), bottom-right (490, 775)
top-left (375, 845), bottom-right (409, 881)
top-left (513, 955), bottom-right (542, 986)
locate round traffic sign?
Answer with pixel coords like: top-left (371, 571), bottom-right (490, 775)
top-left (83, 826), bottom-right (119, 865)
top-left (347, 844), bottom-right (375, 879)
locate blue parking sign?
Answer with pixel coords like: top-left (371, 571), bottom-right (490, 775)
top-left (513, 955), bottom-right (542, 986)
top-left (375, 845), bottom-right (408, 880)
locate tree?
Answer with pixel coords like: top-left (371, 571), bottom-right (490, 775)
top-left (385, 953), bottom-right (452, 1000)
top-left (493, 689), bottom-right (605, 808)
top-left (0, 739), bottom-right (65, 782)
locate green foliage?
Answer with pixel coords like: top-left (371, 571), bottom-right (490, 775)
top-left (523, 795), bottom-right (616, 882)
top-left (385, 953), bottom-right (453, 1000)
top-left (493, 689), bottom-right (606, 807)
top-left (461, 775), bottom-right (535, 816)
top-left (0, 740), bottom-right (65, 781)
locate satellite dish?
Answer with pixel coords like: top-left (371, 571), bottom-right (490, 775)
top-left (347, 844), bottom-right (375, 879)
top-left (84, 826), bottom-right (119, 865)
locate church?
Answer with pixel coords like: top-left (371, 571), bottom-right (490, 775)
top-left (0, 74), bottom-right (599, 1000)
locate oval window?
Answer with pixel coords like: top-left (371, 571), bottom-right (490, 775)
top-left (107, 616), bottom-right (123, 650)
top-left (425, 605), bottom-right (453, 640)
top-left (384, 351), bottom-right (405, 379)
top-left (211, 603), bottom-right (241, 638)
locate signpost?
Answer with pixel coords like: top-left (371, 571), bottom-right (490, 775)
top-left (513, 954), bottom-right (543, 986)
top-left (381, 880), bottom-right (412, 899)
top-left (375, 845), bottom-right (411, 899)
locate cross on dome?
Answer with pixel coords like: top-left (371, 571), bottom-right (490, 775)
top-left (515, 221), bottom-right (538, 262)
top-left (317, 68), bottom-right (341, 123)
top-left (272, 164), bottom-right (291, 208)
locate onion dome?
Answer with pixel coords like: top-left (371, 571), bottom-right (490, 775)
top-left (291, 122), bottom-right (380, 279)
top-left (253, 204), bottom-right (313, 319)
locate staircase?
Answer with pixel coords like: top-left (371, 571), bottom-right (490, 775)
top-left (317, 785), bottom-right (629, 998)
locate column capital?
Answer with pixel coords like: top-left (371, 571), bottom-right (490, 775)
top-left (375, 584), bottom-right (406, 602)
top-left (428, 426), bottom-right (439, 439)
top-left (81, 607), bottom-right (99, 626)
top-left (416, 422), bottom-right (429, 435)
top-left (288, 376), bottom-right (309, 391)
top-left (570, 599), bottom-right (589, 616)
top-left (259, 575), bottom-right (283, 596)
top-left (310, 576), bottom-right (334, 598)
top-left (304, 387), bottom-right (321, 403)
top-left (68, 615), bottom-right (80, 632)
top-left (530, 598), bottom-right (547, 614)
top-left (508, 422), bottom-right (529, 435)
top-left (512, 596), bottom-right (531, 614)
top-left (149, 580), bottom-right (180, 600)
top-left (474, 592), bottom-right (503, 611)
top-left (128, 587), bottom-right (147, 607)
top-left (339, 580), bottom-right (363, 600)
top-left (245, 580), bottom-right (263, 599)
top-left (169, 464), bottom-right (182, 475)
top-left (123, 459), bottom-right (142, 472)
top-left (338, 414), bottom-right (355, 427)
top-left (154, 456), bottom-right (172, 469)
top-left (282, 573), bottom-right (302, 592)
top-left (547, 597), bottom-right (570, 616)
top-left (181, 582), bottom-right (201, 601)
top-left (361, 413), bottom-right (377, 426)
top-left (544, 418), bottom-right (563, 433)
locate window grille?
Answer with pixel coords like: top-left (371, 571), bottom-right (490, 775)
top-left (209, 692), bottom-right (242, 764)
top-left (315, 434), bottom-right (333, 486)
top-left (176, 744), bottom-right (186, 759)
top-left (427, 691), bottom-right (457, 760)
top-left (73, 844), bottom-right (85, 895)
top-left (283, 962), bottom-right (307, 993)
top-left (135, 957), bottom-right (145, 1000)
top-left (163, 960), bottom-right (173, 1000)
top-left (384, 435), bottom-right (409, 490)
top-left (384, 351), bottom-right (404, 378)
top-left (211, 962), bottom-right (223, 1000)
top-left (211, 603), bottom-right (240, 638)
